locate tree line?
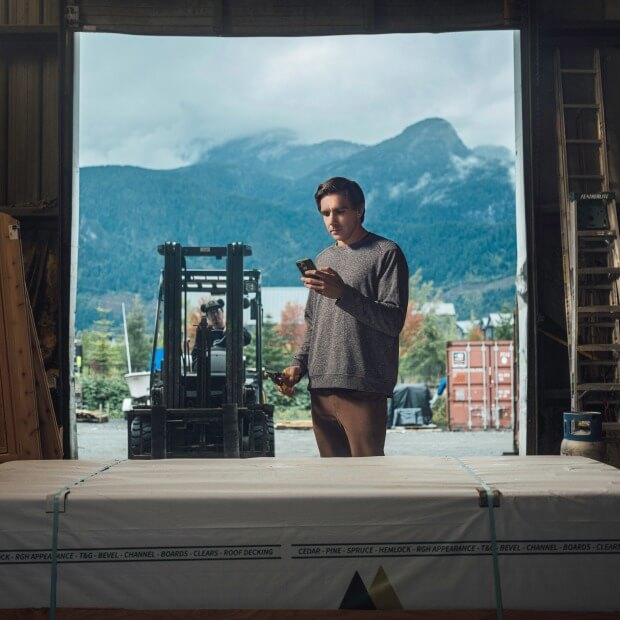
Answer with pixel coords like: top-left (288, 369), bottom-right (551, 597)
top-left (76, 271), bottom-right (513, 419)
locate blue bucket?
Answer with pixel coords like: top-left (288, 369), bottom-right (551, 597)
top-left (563, 412), bottom-right (603, 442)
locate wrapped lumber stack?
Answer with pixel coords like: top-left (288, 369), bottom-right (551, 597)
top-left (0, 213), bottom-right (62, 461)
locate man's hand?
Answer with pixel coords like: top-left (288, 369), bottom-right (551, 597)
top-left (302, 267), bottom-right (346, 299)
top-left (278, 366), bottom-right (302, 397)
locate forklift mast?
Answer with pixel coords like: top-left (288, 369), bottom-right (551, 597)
top-left (159, 242), bottom-right (258, 409)
top-left (127, 241), bottom-right (273, 459)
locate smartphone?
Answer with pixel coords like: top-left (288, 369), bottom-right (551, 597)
top-left (296, 258), bottom-right (317, 276)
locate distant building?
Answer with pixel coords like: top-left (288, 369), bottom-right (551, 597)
top-left (479, 313), bottom-right (513, 340)
top-left (417, 301), bottom-right (457, 336)
top-left (456, 320), bottom-right (477, 339)
top-left (420, 301), bottom-right (456, 317)
top-left (456, 313), bottom-right (513, 340)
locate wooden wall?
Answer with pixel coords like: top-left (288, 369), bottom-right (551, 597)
top-left (0, 0), bottom-right (66, 453)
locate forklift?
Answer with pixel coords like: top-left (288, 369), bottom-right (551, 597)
top-left (127, 242), bottom-right (275, 458)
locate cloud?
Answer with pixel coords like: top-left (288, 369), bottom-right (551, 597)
top-left (79, 31), bottom-right (515, 169)
top-left (412, 172), bottom-right (432, 192)
top-left (450, 154), bottom-right (483, 180)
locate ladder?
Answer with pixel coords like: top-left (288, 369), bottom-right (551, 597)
top-left (555, 48), bottom-right (620, 419)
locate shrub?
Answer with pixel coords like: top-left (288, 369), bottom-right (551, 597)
top-left (432, 395), bottom-right (448, 428)
top-left (81, 375), bottom-right (129, 417)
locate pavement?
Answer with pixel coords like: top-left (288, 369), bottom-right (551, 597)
top-left (77, 419), bottom-right (515, 460)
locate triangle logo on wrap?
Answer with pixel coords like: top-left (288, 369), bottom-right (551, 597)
top-left (339, 566), bottom-right (403, 610)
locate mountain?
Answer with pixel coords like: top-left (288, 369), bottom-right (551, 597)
top-left (77, 118), bottom-right (516, 329)
top-left (203, 129), bottom-right (365, 179)
top-left (473, 144), bottom-right (515, 163)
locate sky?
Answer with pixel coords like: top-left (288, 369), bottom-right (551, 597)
top-left (79, 30), bottom-right (516, 170)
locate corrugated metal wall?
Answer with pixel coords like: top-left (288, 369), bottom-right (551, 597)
top-left (0, 0), bottom-right (59, 208)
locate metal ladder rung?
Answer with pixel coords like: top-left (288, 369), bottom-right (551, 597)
top-left (580, 285), bottom-right (613, 291)
top-left (579, 360), bottom-right (618, 366)
top-left (578, 344), bottom-right (620, 352)
top-left (578, 267), bottom-right (620, 276)
top-left (579, 323), bottom-right (618, 329)
top-left (562, 103), bottom-right (601, 109)
top-left (578, 383), bottom-right (620, 391)
top-left (578, 305), bottom-right (620, 315)
top-left (578, 230), bottom-right (616, 238)
top-left (561, 68), bottom-right (596, 74)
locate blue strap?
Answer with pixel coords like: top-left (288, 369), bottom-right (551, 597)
top-left (49, 460), bottom-right (124, 619)
top-left (453, 457), bottom-right (504, 620)
top-left (49, 493), bottom-right (60, 618)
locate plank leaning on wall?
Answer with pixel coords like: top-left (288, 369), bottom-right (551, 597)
top-left (0, 213), bottom-right (42, 461)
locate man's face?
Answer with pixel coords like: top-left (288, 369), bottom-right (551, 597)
top-left (319, 193), bottom-right (364, 246)
top-left (207, 307), bottom-right (225, 329)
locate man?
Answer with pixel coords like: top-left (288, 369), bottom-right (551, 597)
top-left (191, 299), bottom-right (250, 368)
top-left (203, 299), bottom-right (226, 340)
top-left (280, 177), bottom-right (409, 457)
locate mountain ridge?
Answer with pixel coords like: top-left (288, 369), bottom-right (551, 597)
top-left (77, 118), bottom-right (516, 329)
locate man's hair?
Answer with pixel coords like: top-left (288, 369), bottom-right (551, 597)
top-left (314, 177), bottom-right (365, 223)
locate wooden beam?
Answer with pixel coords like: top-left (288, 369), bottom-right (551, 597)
top-left (74, 0), bottom-right (520, 36)
top-left (0, 197), bottom-right (58, 217)
top-left (27, 292), bottom-right (62, 458)
top-left (0, 25), bottom-right (58, 34)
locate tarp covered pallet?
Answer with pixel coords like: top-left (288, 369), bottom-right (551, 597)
top-left (0, 456), bottom-right (619, 618)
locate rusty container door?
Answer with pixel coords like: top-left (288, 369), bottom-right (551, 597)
top-left (446, 341), bottom-right (514, 431)
top-left (446, 342), bottom-right (489, 430)
top-left (488, 341), bottom-right (515, 430)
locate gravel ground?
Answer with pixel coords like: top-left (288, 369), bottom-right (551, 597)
top-left (77, 419), bottom-right (515, 460)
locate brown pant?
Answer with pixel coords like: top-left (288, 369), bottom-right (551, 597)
top-left (310, 389), bottom-right (387, 457)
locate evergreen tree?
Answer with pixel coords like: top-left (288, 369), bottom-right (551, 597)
top-left (127, 295), bottom-right (152, 371)
top-left (494, 304), bottom-right (514, 340)
top-left (262, 318), bottom-right (293, 372)
top-left (81, 307), bottom-right (123, 376)
top-left (399, 270), bottom-right (454, 383)
top-left (402, 311), bottom-right (447, 383)
top-left (409, 268), bottom-right (437, 305)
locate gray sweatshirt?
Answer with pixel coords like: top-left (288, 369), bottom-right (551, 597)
top-left (293, 232), bottom-right (409, 395)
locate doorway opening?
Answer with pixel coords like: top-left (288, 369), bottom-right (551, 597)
top-left (75, 31), bottom-right (519, 459)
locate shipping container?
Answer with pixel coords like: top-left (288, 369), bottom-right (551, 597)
top-left (446, 341), bottom-right (515, 430)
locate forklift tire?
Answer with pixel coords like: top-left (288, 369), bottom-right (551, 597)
top-left (252, 416), bottom-right (275, 457)
top-left (130, 416), bottom-right (151, 456)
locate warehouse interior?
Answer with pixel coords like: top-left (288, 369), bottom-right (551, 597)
top-left (1, 1), bottom-right (620, 459)
top-left (2, 2), bottom-right (620, 618)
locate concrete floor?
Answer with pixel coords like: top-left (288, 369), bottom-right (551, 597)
top-left (77, 419), bottom-right (515, 460)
